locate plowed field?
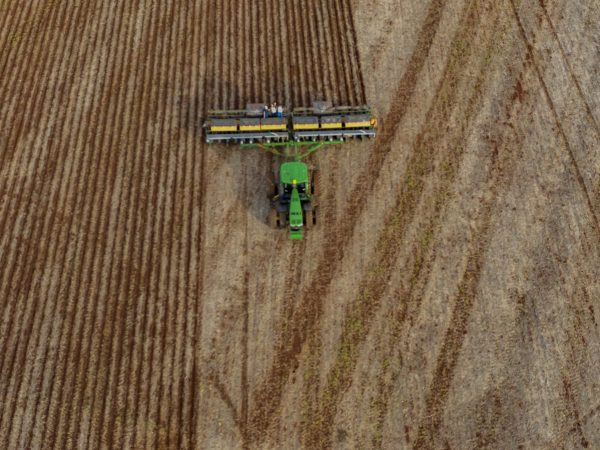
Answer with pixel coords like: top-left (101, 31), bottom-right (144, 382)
top-left (1, 0), bottom-right (599, 449)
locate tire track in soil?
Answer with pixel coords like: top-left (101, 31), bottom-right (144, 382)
top-left (0, 4), bottom-right (96, 445)
top-left (561, 367), bottom-right (591, 448)
top-left (537, 0), bottom-right (600, 139)
top-left (372, 50), bottom-right (529, 450)
top-left (12, 2), bottom-right (116, 448)
top-left (411, 162), bottom-right (500, 449)
top-left (246, 1), bottom-right (447, 443)
top-left (240, 184), bottom-right (251, 450)
top-left (509, 0), bottom-right (600, 241)
top-left (411, 2), bottom-right (600, 442)
top-left (365, 1), bottom-right (513, 443)
top-left (304, 2), bottom-right (506, 446)
top-left (412, 106), bottom-right (507, 450)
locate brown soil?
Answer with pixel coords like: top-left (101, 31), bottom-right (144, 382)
top-left (0, 0), bottom-right (599, 449)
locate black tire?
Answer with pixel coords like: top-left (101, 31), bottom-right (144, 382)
top-left (310, 169), bottom-right (319, 196)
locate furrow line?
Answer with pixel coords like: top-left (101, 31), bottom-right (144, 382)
top-left (0, 0), bottom-right (63, 380)
top-left (290, 0), bottom-right (308, 105)
top-left (298, 0), bottom-right (317, 102)
top-left (63, 1), bottom-right (145, 446)
top-left (0, 0), bottom-right (26, 48)
top-left (282, 2), bottom-right (298, 106)
top-left (119, 1), bottom-right (166, 448)
top-left (0, 0), bottom-right (64, 190)
top-left (166, 2), bottom-right (193, 446)
top-left (265, 0), bottom-right (275, 102)
top-left (144, 6), bottom-right (180, 448)
top-left (81, 1), bottom-right (145, 444)
top-left (323, 0), bottom-right (346, 104)
top-left (178, 0), bottom-right (201, 444)
top-left (170, 3), bottom-right (195, 446)
top-left (0, 0), bottom-right (52, 120)
top-left (332, 0), bottom-right (356, 104)
top-left (98, 3), bottom-right (159, 449)
top-left (0, 4), bottom-right (88, 439)
top-left (47, 1), bottom-right (138, 447)
top-left (250, 0), bottom-right (258, 101)
top-left (129, 1), bottom-right (176, 447)
top-left (315, 0), bottom-right (337, 103)
top-left (0, 0), bottom-right (71, 289)
top-left (340, 0), bottom-right (367, 104)
top-left (12, 2), bottom-right (109, 447)
top-left (233, 0), bottom-right (243, 107)
top-left (156, 4), bottom-right (184, 448)
top-left (242, 0), bottom-right (252, 104)
top-left (190, 0), bottom-right (217, 442)
top-left (306, 0), bottom-right (326, 101)
top-left (272, 0), bottom-right (284, 103)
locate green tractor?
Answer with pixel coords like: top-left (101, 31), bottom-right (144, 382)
top-left (203, 101), bottom-right (378, 240)
top-left (271, 161), bottom-right (317, 240)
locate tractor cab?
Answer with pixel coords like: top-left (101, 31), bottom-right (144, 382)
top-left (273, 161), bottom-right (314, 240)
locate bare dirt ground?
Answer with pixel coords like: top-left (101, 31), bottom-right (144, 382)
top-left (0, 0), bottom-right (599, 449)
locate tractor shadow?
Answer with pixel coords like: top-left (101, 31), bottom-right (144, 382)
top-left (179, 80), bottom-right (278, 228)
